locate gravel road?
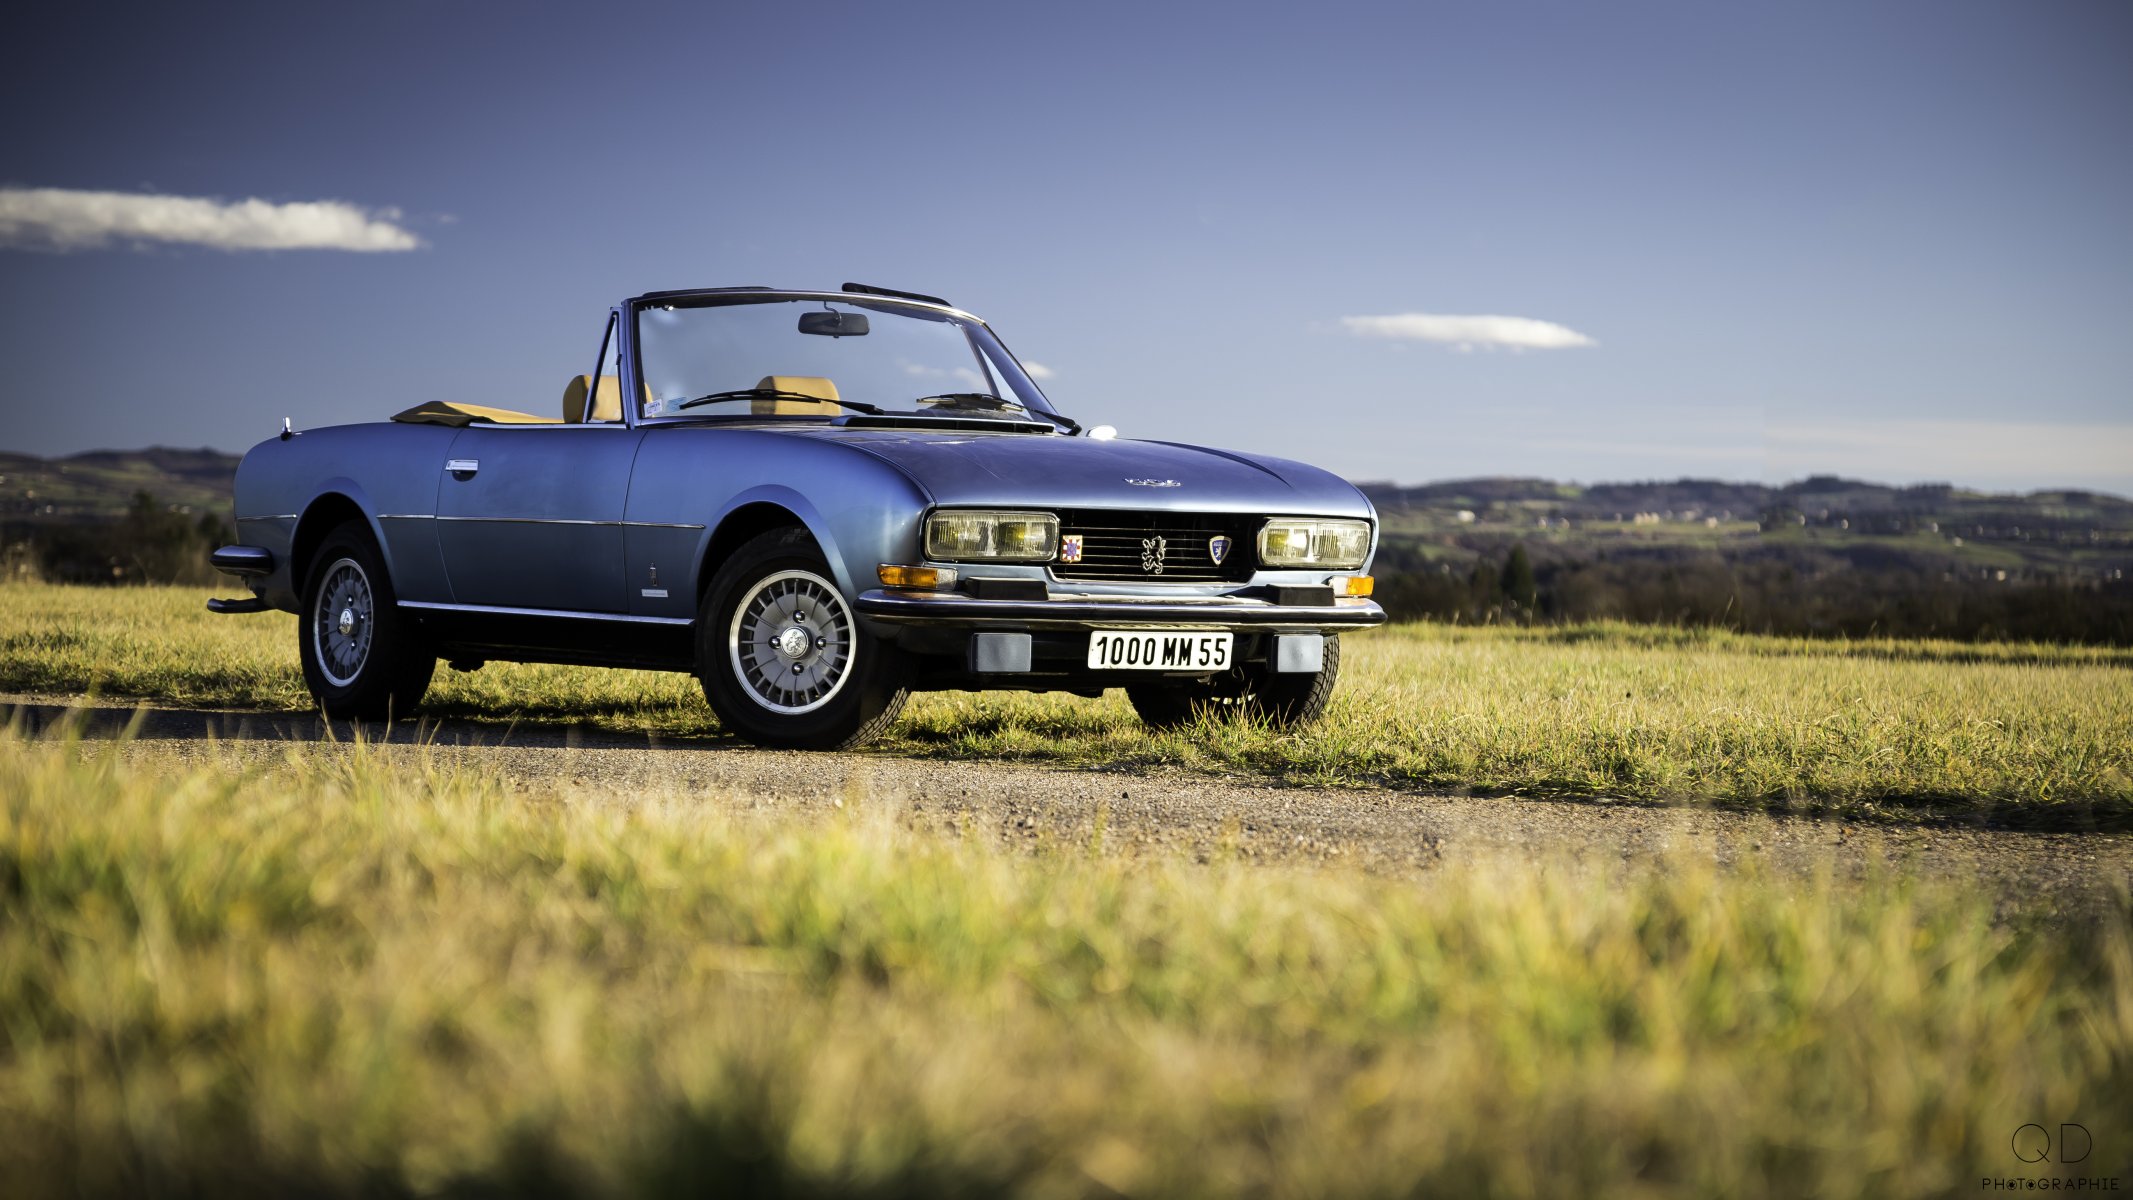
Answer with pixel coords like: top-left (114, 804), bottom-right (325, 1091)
top-left (8, 694), bottom-right (2131, 910)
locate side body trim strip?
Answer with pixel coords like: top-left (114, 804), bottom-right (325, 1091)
top-left (398, 600), bottom-right (693, 627)
top-left (415, 515), bottom-right (705, 529)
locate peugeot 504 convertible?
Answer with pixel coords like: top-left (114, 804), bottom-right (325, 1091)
top-left (209, 284), bottom-right (1386, 748)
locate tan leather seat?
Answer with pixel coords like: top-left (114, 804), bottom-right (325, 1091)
top-left (563, 375), bottom-right (626, 423)
top-left (754, 375), bottom-right (843, 416)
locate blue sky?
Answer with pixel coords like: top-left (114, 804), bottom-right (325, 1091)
top-left (3, 1), bottom-right (2128, 493)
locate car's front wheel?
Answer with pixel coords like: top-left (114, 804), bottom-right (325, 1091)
top-left (697, 528), bottom-right (908, 750)
top-left (297, 520), bottom-right (435, 720)
top-left (1126, 634), bottom-right (1341, 730)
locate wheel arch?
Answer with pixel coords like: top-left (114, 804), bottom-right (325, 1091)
top-left (694, 489), bottom-right (847, 604)
top-left (291, 487), bottom-right (388, 595)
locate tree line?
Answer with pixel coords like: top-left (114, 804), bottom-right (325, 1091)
top-left (7, 490), bottom-right (2129, 645)
top-left (1372, 542), bottom-right (2133, 645)
top-left (2, 492), bottom-right (233, 586)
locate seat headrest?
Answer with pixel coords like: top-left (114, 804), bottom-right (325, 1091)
top-left (754, 375), bottom-right (843, 416)
top-left (563, 375), bottom-right (625, 423)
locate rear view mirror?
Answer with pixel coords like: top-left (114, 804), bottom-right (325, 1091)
top-left (799, 310), bottom-right (869, 337)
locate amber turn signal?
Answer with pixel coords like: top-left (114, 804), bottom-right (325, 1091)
top-left (1337, 575), bottom-right (1374, 597)
top-left (878, 564), bottom-right (956, 590)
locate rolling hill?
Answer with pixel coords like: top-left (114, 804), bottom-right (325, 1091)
top-left (4, 449), bottom-right (2128, 640)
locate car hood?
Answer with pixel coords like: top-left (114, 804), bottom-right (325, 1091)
top-left (786, 426), bottom-right (1374, 516)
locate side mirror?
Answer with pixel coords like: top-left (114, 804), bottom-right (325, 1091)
top-left (799, 310), bottom-right (870, 337)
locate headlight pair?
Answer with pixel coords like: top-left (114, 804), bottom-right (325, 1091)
top-left (1257, 518), bottom-right (1371, 569)
top-left (924, 510), bottom-right (1058, 562)
top-left (923, 510), bottom-right (1371, 570)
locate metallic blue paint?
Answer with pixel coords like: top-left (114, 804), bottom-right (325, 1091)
top-left (216, 288), bottom-right (1387, 676)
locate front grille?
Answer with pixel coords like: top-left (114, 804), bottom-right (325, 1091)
top-left (1051, 509), bottom-right (1255, 583)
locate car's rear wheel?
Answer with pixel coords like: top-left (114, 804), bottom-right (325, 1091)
top-left (297, 521), bottom-right (435, 720)
top-left (697, 527), bottom-right (908, 750)
top-left (1126, 634), bottom-right (1341, 730)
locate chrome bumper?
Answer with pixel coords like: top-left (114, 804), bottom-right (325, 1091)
top-left (855, 588), bottom-right (1387, 630)
top-left (211, 544), bottom-right (276, 577)
top-left (207, 545), bottom-right (275, 615)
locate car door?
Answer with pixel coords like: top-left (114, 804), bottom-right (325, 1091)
top-left (435, 423), bottom-right (645, 612)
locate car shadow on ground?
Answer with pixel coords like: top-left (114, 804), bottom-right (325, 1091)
top-left (0, 697), bottom-right (747, 753)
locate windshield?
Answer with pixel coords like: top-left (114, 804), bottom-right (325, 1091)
top-left (635, 296), bottom-right (1058, 424)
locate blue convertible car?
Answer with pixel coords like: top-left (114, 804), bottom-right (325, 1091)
top-left (209, 284), bottom-right (1386, 748)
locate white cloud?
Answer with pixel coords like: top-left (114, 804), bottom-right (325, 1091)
top-left (0, 187), bottom-right (423, 252)
top-left (1022, 361), bottom-right (1056, 381)
top-left (1340, 312), bottom-right (1597, 351)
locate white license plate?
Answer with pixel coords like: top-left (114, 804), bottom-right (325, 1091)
top-left (1086, 629), bottom-right (1232, 671)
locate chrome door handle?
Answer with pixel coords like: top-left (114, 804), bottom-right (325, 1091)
top-left (446, 458), bottom-right (479, 477)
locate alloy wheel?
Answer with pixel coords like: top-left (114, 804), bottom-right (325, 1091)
top-left (726, 568), bottom-right (855, 714)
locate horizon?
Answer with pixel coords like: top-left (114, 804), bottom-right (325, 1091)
top-left (3, 2), bottom-right (2129, 493)
top-left (7, 442), bottom-right (2125, 504)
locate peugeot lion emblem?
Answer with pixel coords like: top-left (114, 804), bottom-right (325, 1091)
top-left (1141, 535), bottom-right (1168, 575)
top-left (1124, 478), bottom-right (1181, 488)
top-left (1208, 535), bottom-right (1232, 566)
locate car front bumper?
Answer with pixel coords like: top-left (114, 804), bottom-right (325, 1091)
top-left (855, 588), bottom-right (1387, 631)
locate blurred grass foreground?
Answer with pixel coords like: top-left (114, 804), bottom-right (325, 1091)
top-left (2, 727), bottom-right (2129, 1198)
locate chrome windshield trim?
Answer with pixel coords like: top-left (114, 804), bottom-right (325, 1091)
top-left (399, 601), bottom-right (692, 626)
top-left (631, 288), bottom-right (981, 323)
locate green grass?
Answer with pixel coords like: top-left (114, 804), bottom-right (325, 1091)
top-left (4, 582), bottom-right (2132, 823)
top-left (2, 728), bottom-right (2127, 1197)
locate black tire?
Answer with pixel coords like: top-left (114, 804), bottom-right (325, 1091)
top-left (697, 527), bottom-right (908, 750)
top-left (297, 521), bottom-right (435, 721)
top-left (1126, 634), bottom-right (1341, 731)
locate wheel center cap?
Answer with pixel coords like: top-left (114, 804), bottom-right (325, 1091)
top-left (338, 607), bottom-right (356, 636)
top-left (775, 626), bottom-right (810, 658)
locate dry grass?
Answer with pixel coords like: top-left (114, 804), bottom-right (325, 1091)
top-left (1, 726), bottom-right (2128, 1197)
top-left (5, 582), bottom-right (2129, 822)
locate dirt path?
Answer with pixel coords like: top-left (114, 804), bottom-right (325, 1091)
top-left (8, 694), bottom-right (2130, 909)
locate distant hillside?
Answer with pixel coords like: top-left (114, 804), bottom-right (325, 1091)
top-left (1360, 474), bottom-right (2133, 523)
top-left (1357, 475), bottom-right (2132, 643)
top-left (4, 449), bottom-right (2129, 639)
top-left (6, 449), bottom-right (2126, 531)
top-left (0, 447), bottom-right (239, 521)
top-left (1358, 474), bottom-right (2133, 585)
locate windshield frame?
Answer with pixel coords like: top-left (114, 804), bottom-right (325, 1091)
top-left (623, 289), bottom-right (1062, 431)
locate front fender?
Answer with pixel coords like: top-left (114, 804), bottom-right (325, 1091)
top-left (706, 485), bottom-right (868, 600)
top-left (624, 428), bottom-right (934, 617)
